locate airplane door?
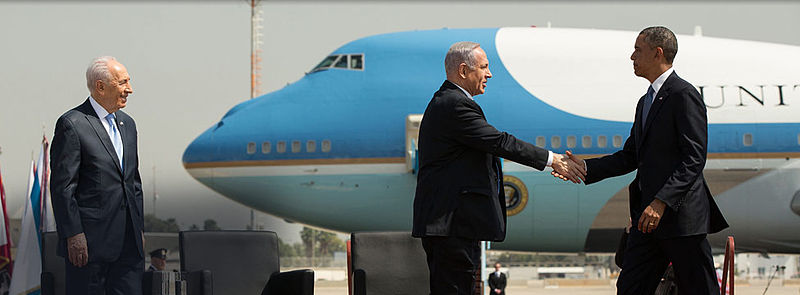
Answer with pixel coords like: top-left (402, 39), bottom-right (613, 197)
top-left (531, 184), bottom-right (580, 252)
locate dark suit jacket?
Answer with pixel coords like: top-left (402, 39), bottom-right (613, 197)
top-left (488, 272), bottom-right (507, 294)
top-left (50, 99), bottom-right (144, 262)
top-left (585, 72), bottom-right (728, 238)
top-left (412, 80), bottom-right (549, 241)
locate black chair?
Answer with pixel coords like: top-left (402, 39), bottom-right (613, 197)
top-left (350, 232), bottom-right (429, 295)
top-left (41, 231), bottom-right (65, 295)
top-left (179, 230), bottom-right (314, 295)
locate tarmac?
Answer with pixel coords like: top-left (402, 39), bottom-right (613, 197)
top-left (313, 279), bottom-right (800, 295)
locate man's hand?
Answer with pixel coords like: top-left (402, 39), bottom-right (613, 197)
top-left (550, 151), bottom-right (586, 183)
top-left (638, 199), bottom-right (666, 233)
top-left (67, 233), bottom-right (88, 267)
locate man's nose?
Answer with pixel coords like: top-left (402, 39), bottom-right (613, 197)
top-left (487, 69), bottom-right (492, 78)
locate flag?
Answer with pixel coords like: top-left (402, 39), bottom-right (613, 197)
top-left (38, 137), bottom-right (56, 233)
top-left (8, 160), bottom-right (42, 295)
top-left (0, 163), bottom-right (13, 294)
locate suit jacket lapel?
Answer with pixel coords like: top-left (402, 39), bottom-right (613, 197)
top-left (80, 101), bottom-right (123, 174)
top-left (641, 88), bottom-right (668, 136)
top-left (115, 114), bottom-right (127, 177)
top-left (639, 71), bottom-right (677, 145)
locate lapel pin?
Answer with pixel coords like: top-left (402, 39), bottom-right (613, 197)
top-left (658, 97), bottom-right (663, 100)
top-left (119, 121), bottom-right (124, 126)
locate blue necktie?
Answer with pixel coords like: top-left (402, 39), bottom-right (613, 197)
top-left (641, 86), bottom-right (655, 131)
top-left (105, 114), bottom-right (124, 171)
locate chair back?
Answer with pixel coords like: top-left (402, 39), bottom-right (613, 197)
top-left (350, 232), bottom-right (429, 295)
top-left (180, 231), bottom-right (280, 294)
top-left (41, 231), bottom-right (65, 295)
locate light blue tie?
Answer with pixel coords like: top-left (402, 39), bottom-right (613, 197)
top-left (105, 114), bottom-right (124, 171)
top-left (641, 86), bottom-right (655, 131)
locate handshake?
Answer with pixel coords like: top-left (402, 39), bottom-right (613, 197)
top-left (550, 151), bottom-right (586, 184)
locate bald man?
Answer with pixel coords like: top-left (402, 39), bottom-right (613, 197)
top-left (51, 56), bottom-right (145, 295)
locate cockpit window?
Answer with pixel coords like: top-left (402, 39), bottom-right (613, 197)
top-left (312, 55), bottom-right (338, 72)
top-left (310, 54), bottom-right (365, 72)
top-left (350, 54), bottom-right (363, 70)
top-left (334, 55), bottom-right (349, 68)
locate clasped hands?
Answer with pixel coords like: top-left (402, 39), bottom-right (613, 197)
top-left (550, 150), bottom-right (586, 184)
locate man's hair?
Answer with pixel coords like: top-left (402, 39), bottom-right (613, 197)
top-left (445, 41), bottom-right (481, 74)
top-left (86, 56), bottom-right (117, 92)
top-left (639, 26), bottom-right (678, 64)
top-left (494, 262), bottom-right (502, 267)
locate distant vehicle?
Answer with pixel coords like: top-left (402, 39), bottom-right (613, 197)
top-left (182, 27), bottom-right (800, 253)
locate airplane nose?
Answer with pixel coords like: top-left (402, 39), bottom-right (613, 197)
top-left (183, 98), bottom-right (261, 166)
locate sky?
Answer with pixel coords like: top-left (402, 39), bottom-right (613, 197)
top-left (0, 1), bottom-right (798, 243)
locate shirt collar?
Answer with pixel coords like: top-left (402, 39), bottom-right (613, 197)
top-left (448, 80), bottom-right (473, 100)
top-left (650, 67), bottom-right (674, 95)
top-left (88, 96), bottom-right (113, 120)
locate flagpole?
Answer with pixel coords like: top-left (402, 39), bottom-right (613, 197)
top-left (152, 165), bottom-right (157, 217)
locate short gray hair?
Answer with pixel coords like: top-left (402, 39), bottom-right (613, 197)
top-left (86, 56), bottom-right (117, 92)
top-left (445, 41), bottom-right (481, 74)
top-left (639, 26), bottom-right (678, 64)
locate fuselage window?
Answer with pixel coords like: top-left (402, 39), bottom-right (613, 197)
top-left (613, 135), bottom-right (623, 148)
top-left (277, 141), bottom-right (287, 153)
top-left (582, 136), bottom-right (592, 148)
top-left (307, 140), bottom-right (316, 153)
top-left (334, 55), bottom-right (349, 68)
top-left (551, 136), bottom-right (561, 148)
top-left (535, 136), bottom-right (546, 148)
top-left (247, 142), bottom-right (256, 154)
top-left (311, 55), bottom-right (338, 72)
top-left (350, 54), bottom-right (363, 70)
top-left (743, 133), bottom-right (753, 147)
top-left (292, 140), bottom-right (301, 153)
top-left (261, 142), bottom-right (271, 154)
top-left (598, 136), bottom-right (608, 148)
top-left (567, 136), bottom-right (577, 148)
top-left (321, 140), bottom-right (332, 153)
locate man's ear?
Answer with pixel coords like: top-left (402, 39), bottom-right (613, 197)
top-left (655, 47), bottom-right (664, 60)
top-left (459, 63), bottom-right (468, 79)
top-left (95, 80), bottom-right (104, 93)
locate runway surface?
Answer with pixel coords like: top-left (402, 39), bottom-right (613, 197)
top-left (314, 281), bottom-right (800, 295)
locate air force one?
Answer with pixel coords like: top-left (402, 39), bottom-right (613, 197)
top-left (182, 27), bottom-right (800, 253)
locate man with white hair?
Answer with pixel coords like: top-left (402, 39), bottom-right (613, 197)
top-left (412, 42), bottom-right (585, 294)
top-left (51, 56), bottom-right (144, 294)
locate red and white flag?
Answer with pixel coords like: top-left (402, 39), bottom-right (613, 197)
top-left (0, 161), bottom-right (14, 293)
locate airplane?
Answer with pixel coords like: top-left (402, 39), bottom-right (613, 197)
top-left (181, 27), bottom-right (800, 254)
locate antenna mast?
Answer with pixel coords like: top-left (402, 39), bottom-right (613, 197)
top-left (250, 0), bottom-right (263, 99)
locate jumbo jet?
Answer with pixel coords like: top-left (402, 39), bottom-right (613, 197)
top-left (182, 27), bottom-right (800, 253)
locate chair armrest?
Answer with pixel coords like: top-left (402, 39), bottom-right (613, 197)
top-left (263, 269), bottom-right (314, 295)
top-left (41, 272), bottom-right (55, 295)
top-left (183, 270), bottom-right (213, 295)
top-left (351, 269), bottom-right (366, 295)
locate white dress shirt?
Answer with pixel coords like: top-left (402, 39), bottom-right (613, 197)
top-left (648, 67), bottom-right (674, 104)
top-left (89, 96), bottom-right (124, 147)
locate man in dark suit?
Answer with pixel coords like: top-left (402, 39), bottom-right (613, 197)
top-left (563, 27), bottom-right (728, 294)
top-left (487, 262), bottom-right (507, 295)
top-left (413, 41), bottom-right (585, 295)
top-left (51, 56), bottom-right (145, 295)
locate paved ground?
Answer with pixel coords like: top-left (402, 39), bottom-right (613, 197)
top-left (314, 281), bottom-right (800, 295)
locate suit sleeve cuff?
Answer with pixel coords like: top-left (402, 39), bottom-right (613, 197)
top-left (546, 151), bottom-right (553, 167)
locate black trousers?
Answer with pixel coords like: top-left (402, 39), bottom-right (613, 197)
top-left (421, 236), bottom-right (480, 295)
top-left (617, 229), bottom-right (719, 295)
top-left (65, 209), bottom-right (143, 295)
